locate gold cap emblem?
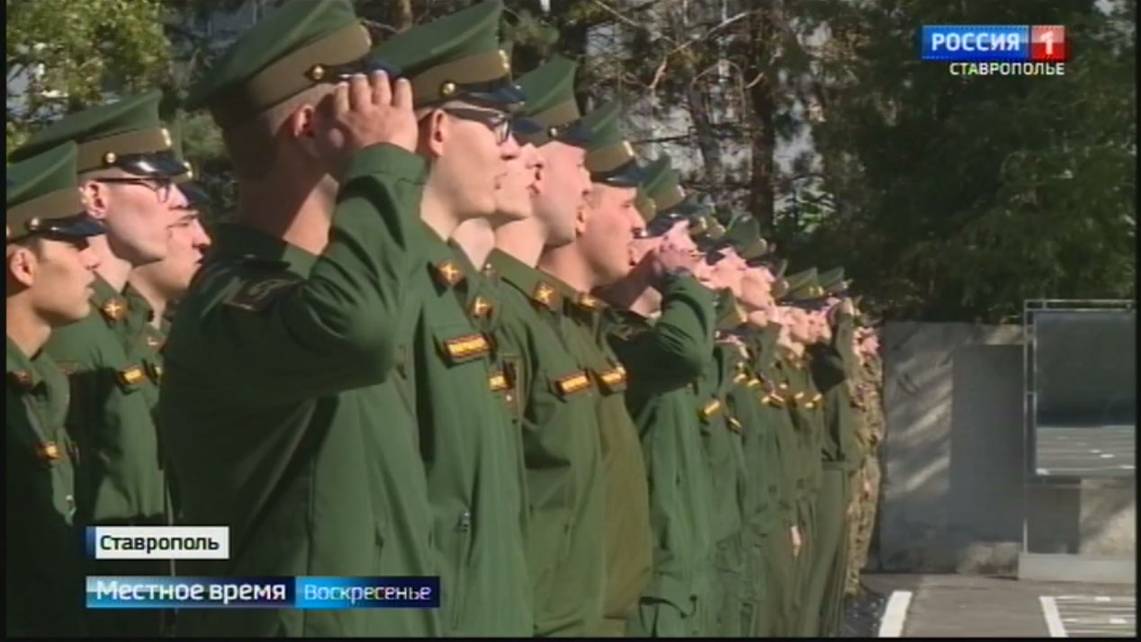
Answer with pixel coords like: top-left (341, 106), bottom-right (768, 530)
top-left (440, 81), bottom-right (457, 97)
top-left (307, 64), bottom-right (326, 81)
top-left (103, 151), bottom-right (117, 166)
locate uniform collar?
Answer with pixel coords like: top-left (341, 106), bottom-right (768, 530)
top-left (489, 249), bottom-right (562, 312)
top-left (91, 274), bottom-right (130, 324)
top-left (6, 336), bottom-right (43, 390)
top-left (539, 270), bottom-right (607, 319)
top-left (122, 282), bottom-right (156, 326)
top-left (419, 222), bottom-right (470, 290)
top-left (211, 223), bottom-right (318, 277)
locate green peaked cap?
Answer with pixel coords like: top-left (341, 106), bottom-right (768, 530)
top-left (779, 267), bottom-right (830, 307)
top-left (635, 155), bottom-right (713, 240)
top-left (7, 142), bottom-right (104, 242)
top-left (369, 0), bottom-right (523, 109)
top-left (721, 212), bottom-right (768, 260)
top-left (514, 55), bottom-right (592, 147)
top-left (11, 91), bottom-right (186, 178)
top-left (166, 118), bottom-right (211, 209)
top-left (580, 101), bottom-right (644, 187)
top-left (775, 267), bottom-right (815, 300)
top-left (184, 0), bottom-right (373, 128)
top-left (817, 266), bottom-right (848, 295)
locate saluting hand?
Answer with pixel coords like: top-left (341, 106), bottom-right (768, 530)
top-left (653, 222), bottom-right (700, 279)
top-left (313, 71), bottom-right (418, 179)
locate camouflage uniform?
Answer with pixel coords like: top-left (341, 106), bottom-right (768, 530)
top-left (845, 351), bottom-right (884, 595)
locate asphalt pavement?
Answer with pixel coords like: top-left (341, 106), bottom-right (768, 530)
top-left (856, 573), bottom-right (1136, 637)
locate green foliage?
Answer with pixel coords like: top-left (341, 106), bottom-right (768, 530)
top-left (6, 0), bottom-right (171, 152)
top-left (807, 0), bottom-right (1136, 322)
top-left (7, 0), bottom-right (1133, 323)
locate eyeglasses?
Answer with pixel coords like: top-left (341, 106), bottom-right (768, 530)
top-left (440, 107), bottom-right (514, 144)
top-left (97, 177), bottom-right (175, 204)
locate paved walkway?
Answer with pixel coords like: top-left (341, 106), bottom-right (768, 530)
top-left (862, 573), bottom-right (1135, 637)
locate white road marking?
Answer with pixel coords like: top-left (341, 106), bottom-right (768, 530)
top-left (878, 590), bottom-right (912, 637)
top-left (1100, 453), bottom-right (1116, 459)
top-left (1040, 596), bottom-right (1067, 637)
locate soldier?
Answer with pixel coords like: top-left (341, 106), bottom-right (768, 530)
top-left (161, 0), bottom-right (437, 636)
top-left (452, 55), bottom-right (623, 635)
top-left (368, 1), bottom-right (537, 635)
top-left (686, 214), bottom-right (770, 638)
top-left (847, 322), bottom-right (885, 596)
top-left (9, 89), bottom-right (192, 637)
top-left (6, 142), bottom-right (104, 637)
top-left (123, 124), bottom-right (213, 422)
top-left (576, 152), bottom-right (720, 636)
top-left (803, 267), bottom-right (864, 636)
top-left (770, 267), bottom-right (827, 634)
top-left (505, 69), bottom-right (658, 635)
top-left (763, 283), bottom-right (814, 635)
top-left (710, 214), bottom-right (785, 637)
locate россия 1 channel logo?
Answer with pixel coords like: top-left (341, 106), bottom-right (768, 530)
top-left (921, 25), bottom-right (1067, 77)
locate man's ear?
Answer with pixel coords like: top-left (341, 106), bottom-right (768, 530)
top-left (6, 245), bottom-right (37, 289)
top-left (574, 199), bottom-right (590, 237)
top-left (420, 109), bottom-right (448, 158)
top-left (79, 179), bottom-right (110, 221)
top-left (286, 103), bottom-right (316, 140)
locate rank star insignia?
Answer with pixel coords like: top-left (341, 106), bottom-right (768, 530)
top-left (435, 261), bottom-right (463, 287)
top-left (577, 294), bottom-right (599, 310)
top-left (38, 441), bottom-right (61, 461)
top-left (534, 283), bottom-right (556, 308)
top-left (101, 299), bottom-right (126, 321)
top-left (471, 297), bottom-right (493, 318)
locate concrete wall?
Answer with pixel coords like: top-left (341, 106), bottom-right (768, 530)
top-left (875, 322), bottom-right (1136, 575)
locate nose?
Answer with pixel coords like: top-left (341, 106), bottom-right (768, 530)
top-left (522, 143), bottom-right (542, 170)
top-left (500, 132), bottom-right (521, 159)
top-left (192, 219), bottom-right (213, 250)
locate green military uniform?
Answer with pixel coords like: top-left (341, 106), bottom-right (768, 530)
top-left (515, 62), bottom-right (654, 634)
top-left (775, 269), bottom-right (837, 637)
top-left (847, 341), bottom-right (884, 595)
top-left (6, 142), bottom-right (105, 638)
top-left (747, 322), bottom-right (803, 637)
top-left (807, 268), bottom-right (863, 634)
top-left (700, 296), bottom-right (749, 637)
top-left (487, 249), bottom-right (604, 635)
top-left (10, 90), bottom-right (190, 638)
top-left (371, 3), bottom-right (533, 635)
top-left (550, 277), bottom-right (654, 636)
top-left (711, 213), bottom-right (782, 636)
top-left (163, 1), bottom-right (439, 636)
top-left (611, 156), bottom-right (719, 636)
top-left (607, 272), bottom-right (716, 637)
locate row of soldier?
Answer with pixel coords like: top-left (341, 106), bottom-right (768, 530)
top-left (5, 0), bottom-right (884, 637)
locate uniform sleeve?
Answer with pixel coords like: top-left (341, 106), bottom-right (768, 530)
top-left (175, 144), bottom-right (426, 401)
top-left (609, 274), bottom-right (715, 391)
